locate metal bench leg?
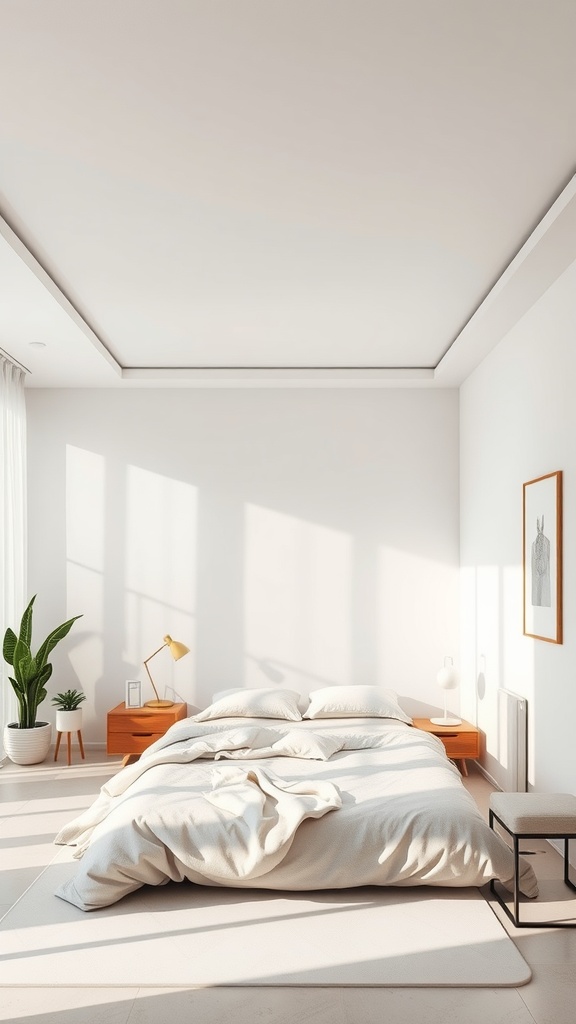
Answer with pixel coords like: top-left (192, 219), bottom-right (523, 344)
top-left (565, 838), bottom-right (576, 892)
top-left (513, 834), bottom-right (520, 926)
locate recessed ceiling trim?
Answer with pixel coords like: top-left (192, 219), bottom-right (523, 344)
top-left (122, 366), bottom-right (435, 385)
top-left (435, 171), bottom-right (576, 385)
top-left (0, 213), bottom-right (122, 378)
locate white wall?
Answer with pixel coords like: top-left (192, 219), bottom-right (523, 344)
top-left (25, 387), bottom-right (459, 744)
top-left (460, 256), bottom-right (576, 793)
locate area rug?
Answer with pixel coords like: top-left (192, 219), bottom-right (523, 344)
top-left (0, 847), bottom-right (531, 987)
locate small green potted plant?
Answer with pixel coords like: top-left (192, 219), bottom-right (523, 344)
top-left (2, 595), bottom-right (82, 764)
top-left (52, 688), bottom-right (87, 734)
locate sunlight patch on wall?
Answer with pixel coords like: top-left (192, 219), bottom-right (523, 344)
top-left (124, 465), bottom-right (197, 699)
top-left (474, 565), bottom-right (501, 759)
top-left (66, 445), bottom-right (105, 686)
top-left (502, 563), bottom-right (534, 699)
top-left (459, 564), bottom-right (478, 724)
top-left (503, 563), bottom-right (535, 784)
top-left (460, 561), bottom-right (536, 784)
top-left (244, 505), bottom-right (352, 695)
top-left (377, 546), bottom-right (458, 702)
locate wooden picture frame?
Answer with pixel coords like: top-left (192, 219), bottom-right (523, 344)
top-left (523, 470), bottom-right (562, 643)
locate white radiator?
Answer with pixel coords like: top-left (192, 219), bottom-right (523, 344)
top-left (497, 689), bottom-right (527, 792)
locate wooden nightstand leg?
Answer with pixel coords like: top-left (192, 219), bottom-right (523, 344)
top-left (67, 731), bottom-right (71, 766)
top-left (77, 730), bottom-right (85, 760)
top-left (54, 731), bottom-right (62, 761)
top-left (459, 758), bottom-right (468, 777)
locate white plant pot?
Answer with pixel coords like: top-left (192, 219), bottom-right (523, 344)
top-left (55, 709), bottom-right (83, 733)
top-left (3, 722), bottom-right (52, 765)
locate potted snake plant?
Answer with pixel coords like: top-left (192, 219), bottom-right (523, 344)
top-left (2, 596), bottom-right (82, 764)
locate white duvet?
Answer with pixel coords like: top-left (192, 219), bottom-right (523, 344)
top-left (54, 716), bottom-right (538, 910)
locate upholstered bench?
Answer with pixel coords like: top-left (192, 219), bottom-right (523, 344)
top-left (489, 791), bottom-right (576, 928)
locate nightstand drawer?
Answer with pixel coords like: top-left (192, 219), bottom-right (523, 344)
top-left (107, 731), bottom-right (166, 755)
top-left (107, 710), bottom-right (175, 734)
top-left (438, 732), bottom-right (480, 758)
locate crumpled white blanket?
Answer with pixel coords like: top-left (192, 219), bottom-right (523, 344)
top-left (55, 725), bottom-right (344, 857)
top-left (143, 763), bottom-right (342, 881)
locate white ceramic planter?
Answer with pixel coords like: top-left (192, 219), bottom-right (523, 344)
top-left (55, 709), bottom-right (83, 733)
top-left (4, 722), bottom-right (52, 765)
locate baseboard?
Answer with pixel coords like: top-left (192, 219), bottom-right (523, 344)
top-left (472, 761), bottom-right (502, 791)
top-left (547, 836), bottom-right (576, 870)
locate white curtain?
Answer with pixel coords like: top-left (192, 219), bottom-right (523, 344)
top-left (0, 354), bottom-right (27, 753)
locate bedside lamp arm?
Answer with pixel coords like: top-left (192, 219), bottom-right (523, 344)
top-left (143, 643), bottom-right (168, 704)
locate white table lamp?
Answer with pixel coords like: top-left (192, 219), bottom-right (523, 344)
top-left (430, 656), bottom-right (461, 726)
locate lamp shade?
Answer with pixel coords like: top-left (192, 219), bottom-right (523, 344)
top-left (164, 635), bottom-right (189, 661)
top-left (436, 663), bottom-right (457, 690)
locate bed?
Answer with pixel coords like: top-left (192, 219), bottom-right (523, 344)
top-left (54, 685), bottom-right (538, 911)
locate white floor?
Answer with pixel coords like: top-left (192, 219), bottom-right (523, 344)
top-left (1, 750), bottom-right (575, 1024)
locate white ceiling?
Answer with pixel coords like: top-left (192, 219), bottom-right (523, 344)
top-left (1, 1), bottom-right (576, 388)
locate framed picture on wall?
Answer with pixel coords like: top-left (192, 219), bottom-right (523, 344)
top-left (523, 470), bottom-right (562, 644)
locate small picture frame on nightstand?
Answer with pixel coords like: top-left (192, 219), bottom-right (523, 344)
top-left (125, 680), bottom-right (142, 708)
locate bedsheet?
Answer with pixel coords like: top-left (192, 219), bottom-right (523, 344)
top-left (54, 716), bottom-right (538, 910)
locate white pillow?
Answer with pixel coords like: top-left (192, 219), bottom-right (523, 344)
top-left (271, 730), bottom-right (342, 760)
top-left (212, 688), bottom-right (245, 703)
top-left (195, 687), bottom-right (302, 722)
top-left (212, 687), bottom-right (309, 714)
top-left (303, 685), bottom-right (412, 723)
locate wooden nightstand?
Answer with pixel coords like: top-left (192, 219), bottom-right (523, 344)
top-left (413, 717), bottom-right (480, 776)
top-left (107, 702), bottom-right (187, 765)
